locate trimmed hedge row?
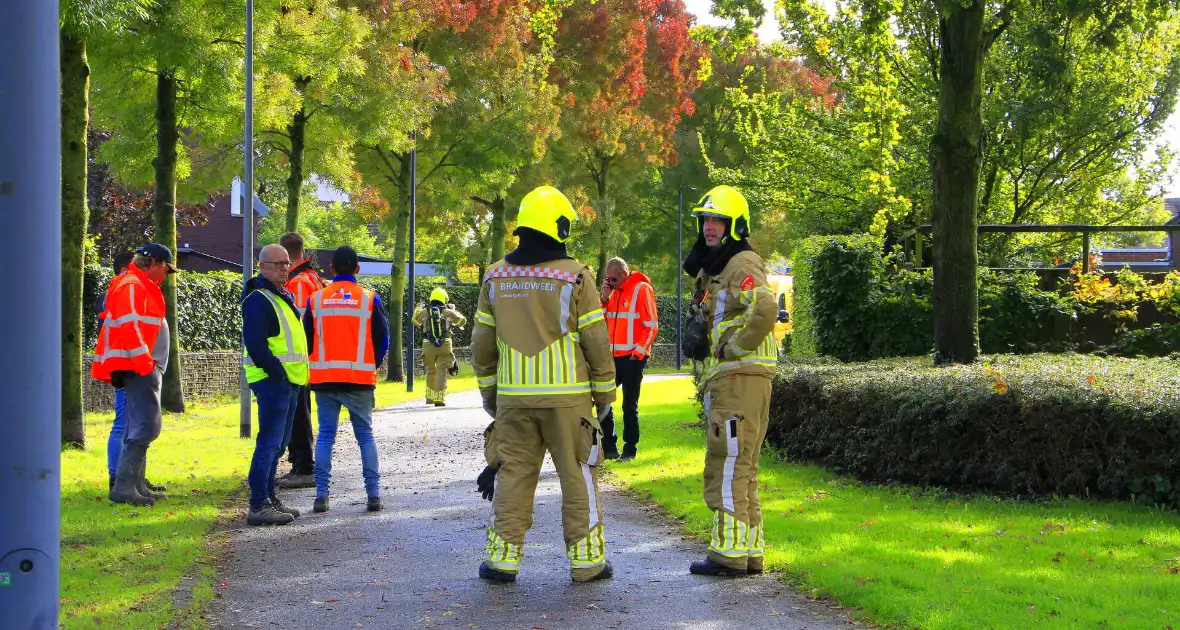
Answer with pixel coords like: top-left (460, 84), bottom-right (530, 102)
top-left (84, 265), bottom-right (244, 352)
top-left (767, 354), bottom-right (1180, 508)
top-left (792, 235), bottom-right (1178, 361)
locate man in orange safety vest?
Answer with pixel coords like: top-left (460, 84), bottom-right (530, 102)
top-left (92, 243), bottom-right (177, 507)
top-left (599, 256), bottom-right (658, 461)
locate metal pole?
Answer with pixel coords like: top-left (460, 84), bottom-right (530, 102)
top-left (1082, 230), bottom-right (1091, 274)
top-left (406, 132), bottom-right (416, 392)
top-left (0, 0), bottom-right (61, 626)
top-left (240, 0), bottom-right (254, 438)
top-left (676, 187), bottom-right (684, 371)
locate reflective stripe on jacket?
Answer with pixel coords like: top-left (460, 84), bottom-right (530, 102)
top-left (243, 289), bottom-right (310, 385)
top-left (695, 250), bottom-right (778, 383)
top-left (91, 263), bottom-right (166, 382)
top-left (307, 280), bottom-right (378, 386)
top-left (471, 260), bottom-right (617, 409)
top-left (604, 271), bottom-right (658, 359)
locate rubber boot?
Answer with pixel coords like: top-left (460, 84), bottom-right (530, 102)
top-left (689, 557), bottom-right (747, 576)
top-left (135, 449), bottom-right (167, 501)
top-left (478, 562), bottom-right (517, 583)
top-left (109, 444), bottom-right (154, 507)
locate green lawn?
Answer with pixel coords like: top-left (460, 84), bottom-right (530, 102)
top-left (60, 368), bottom-right (476, 629)
top-left (608, 378), bottom-right (1180, 630)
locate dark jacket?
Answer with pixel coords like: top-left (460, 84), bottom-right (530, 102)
top-left (302, 274), bottom-right (390, 391)
top-left (241, 274), bottom-right (302, 382)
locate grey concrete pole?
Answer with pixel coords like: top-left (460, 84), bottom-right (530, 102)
top-left (0, 0), bottom-right (62, 627)
top-left (240, 0), bottom-right (255, 438)
top-left (407, 133), bottom-right (416, 392)
top-left (676, 186), bottom-right (696, 371)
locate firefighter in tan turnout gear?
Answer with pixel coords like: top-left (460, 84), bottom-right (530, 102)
top-left (682, 185), bottom-right (779, 577)
top-left (412, 287), bottom-right (466, 406)
top-left (471, 185), bottom-right (617, 583)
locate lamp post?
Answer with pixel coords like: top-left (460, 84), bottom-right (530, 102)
top-left (406, 132), bottom-right (416, 392)
top-left (676, 186), bottom-right (696, 371)
top-left (240, 0), bottom-right (255, 438)
top-left (0, 0), bottom-right (61, 626)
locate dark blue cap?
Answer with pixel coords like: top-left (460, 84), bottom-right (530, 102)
top-left (136, 243), bottom-right (179, 273)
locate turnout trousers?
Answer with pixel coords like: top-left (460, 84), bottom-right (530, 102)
top-left (485, 404), bottom-right (608, 581)
top-left (423, 339), bottom-right (455, 403)
top-left (701, 372), bottom-right (772, 571)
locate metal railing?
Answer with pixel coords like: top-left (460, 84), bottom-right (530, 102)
top-left (907, 224), bottom-right (1180, 273)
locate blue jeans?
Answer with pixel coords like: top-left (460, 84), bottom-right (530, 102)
top-left (107, 388), bottom-right (127, 478)
top-left (314, 389), bottom-right (380, 499)
top-left (248, 378), bottom-right (299, 510)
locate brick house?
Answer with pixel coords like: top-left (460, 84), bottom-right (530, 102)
top-left (1098, 196), bottom-right (1180, 270)
top-left (174, 178), bottom-right (452, 280)
top-left (176, 178), bottom-right (268, 273)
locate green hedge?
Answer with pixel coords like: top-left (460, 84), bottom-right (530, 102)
top-left (792, 236), bottom-right (1173, 361)
top-left (84, 265), bottom-right (243, 352)
top-left (768, 355), bottom-right (1180, 508)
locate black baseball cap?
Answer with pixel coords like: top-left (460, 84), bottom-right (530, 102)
top-left (331, 246), bottom-right (359, 273)
top-left (136, 243), bottom-right (179, 273)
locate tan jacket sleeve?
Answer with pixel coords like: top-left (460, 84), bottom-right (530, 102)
top-left (725, 256), bottom-right (777, 358)
top-left (483, 421), bottom-right (500, 468)
top-left (412, 305), bottom-right (427, 327)
top-left (575, 267), bottom-right (616, 407)
top-left (471, 282), bottom-right (499, 400)
top-left (444, 307), bottom-right (467, 328)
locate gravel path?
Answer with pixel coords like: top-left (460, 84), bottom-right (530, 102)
top-left (203, 385), bottom-right (853, 629)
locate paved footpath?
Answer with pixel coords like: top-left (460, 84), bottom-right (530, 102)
top-left (204, 383), bottom-right (852, 630)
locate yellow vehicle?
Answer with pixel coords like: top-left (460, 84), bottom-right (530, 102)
top-left (767, 273), bottom-right (793, 345)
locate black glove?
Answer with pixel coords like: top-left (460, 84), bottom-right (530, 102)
top-left (110, 370), bottom-right (132, 389)
top-left (448, 362), bottom-right (460, 377)
top-left (476, 465), bottom-right (498, 501)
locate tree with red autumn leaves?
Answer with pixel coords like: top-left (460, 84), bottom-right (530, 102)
top-left (547, 0), bottom-right (707, 274)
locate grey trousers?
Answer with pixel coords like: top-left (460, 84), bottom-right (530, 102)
top-left (123, 369), bottom-right (163, 447)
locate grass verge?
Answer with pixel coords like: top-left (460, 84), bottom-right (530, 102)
top-left (60, 366), bottom-right (477, 629)
top-left (608, 378), bottom-right (1180, 630)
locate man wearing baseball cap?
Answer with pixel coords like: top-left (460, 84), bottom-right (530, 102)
top-left (92, 243), bottom-right (177, 506)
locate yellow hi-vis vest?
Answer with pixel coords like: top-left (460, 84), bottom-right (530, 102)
top-left (243, 289), bottom-right (310, 385)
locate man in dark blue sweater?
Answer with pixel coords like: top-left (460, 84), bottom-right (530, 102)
top-left (241, 244), bottom-right (310, 525)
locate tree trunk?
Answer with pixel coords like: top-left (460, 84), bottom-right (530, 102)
top-left (594, 157), bottom-right (611, 277)
top-left (930, 2), bottom-right (985, 365)
top-left (385, 153), bottom-right (411, 382)
top-left (154, 70), bottom-right (186, 410)
top-left (490, 194), bottom-right (506, 262)
top-left (61, 31), bottom-right (90, 448)
top-left (285, 95), bottom-right (307, 233)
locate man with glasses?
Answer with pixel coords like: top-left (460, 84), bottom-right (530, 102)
top-left (599, 257), bottom-right (658, 462)
top-left (241, 244), bottom-right (309, 525)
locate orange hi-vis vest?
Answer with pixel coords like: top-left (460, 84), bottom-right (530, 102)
top-left (604, 272), bottom-right (659, 359)
top-left (285, 261), bottom-right (327, 316)
top-left (91, 263), bottom-right (166, 382)
top-left (308, 280), bottom-right (378, 386)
